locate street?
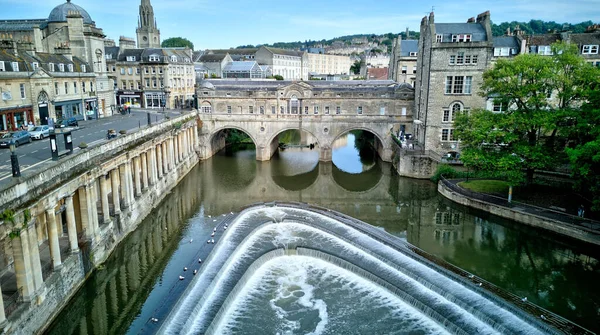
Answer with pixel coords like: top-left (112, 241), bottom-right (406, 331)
top-left (0, 109), bottom-right (183, 186)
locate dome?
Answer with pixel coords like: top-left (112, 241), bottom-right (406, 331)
top-left (198, 80), bottom-right (215, 90)
top-left (48, 0), bottom-right (94, 25)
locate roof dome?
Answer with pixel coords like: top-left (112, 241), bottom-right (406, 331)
top-left (197, 79), bottom-right (215, 90)
top-left (48, 0), bottom-right (94, 25)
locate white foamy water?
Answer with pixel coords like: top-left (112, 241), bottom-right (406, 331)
top-left (213, 256), bottom-right (451, 335)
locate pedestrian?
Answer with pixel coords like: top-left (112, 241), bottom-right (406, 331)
top-left (127, 105), bottom-right (131, 115)
top-left (578, 205), bottom-right (585, 218)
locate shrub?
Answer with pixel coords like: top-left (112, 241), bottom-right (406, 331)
top-left (119, 130), bottom-right (127, 135)
top-left (78, 142), bottom-right (88, 149)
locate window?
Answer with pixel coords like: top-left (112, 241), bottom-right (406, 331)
top-left (357, 106), bottom-right (363, 115)
top-left (472, 55), bottom-right (478, 64)
top-left (492, 101), bottom-right (505, 112)
top-left (144, 67), bottom-right (149, 74)
top-left (413, 66), bottom-right (417, 74)
top-left (227, 106), bottom-right (232, 113)
top-left (152, 78), bottom-right (157, 88)
top-left (82, 82), bottom-right (86, 93)
top-left (126, 56), bottom-right (136, 61)
top-left (325, 106), bottom-right (330, 114)
top-left (73, 82), bottom-right (77, 93)
top-left (401, 66), bottom-right (407, 74)
top-left (159, 67), bottom-right (163, 74)
top-left (149, 55), bottom-right (160, 62)
top-left (336, 106), bottom-right (341, 114)
top-left (249, 106), bottom-right (253, 113)
top-left (445, 76), bottom-right (472, 94)
top-left (456, 52), bottom-right (464, 65)
top-left (136, 67), bottom-right (140, 74)
top-left (32, 62), bottom-right (39, 70)
top-left (304, 106), bottom-right (309, 115)
top-left (409, 52), bottom-right (417, 56)
top-left (145, 79), bottom-right (150, 87)
top-left (449, 55), bottom-right (456, 65)
top-left (81, 65), bottom-right (86, 72)
top-left (494, 47), bottom-right (510, 57)
top-left (380, 107), bottom-right (386, 115)
top-left (64, 82), bottom-right (69, 94)
top-left (202, 106), bottom-right (211, 113)
top-left (19, 83), bottom-right (25, 99)
top-left (128, 68), bottom-right (133, 75)
top-left (120, 68), bottom-right (125, 75)
top-left (280, 106), bottom-right (285, 114)
top-left (90, 82), bottom-right (94, 92)
top-left (137, 81), bottom-right (141, 89)
top-left (441, 129), bottom-right (455, 141)
top-left (152, 67), bottom-right (156, 74)
top-left (122, 81), bottom-right (127, 89)
top-left (171, 55), bottom-right (177, 62)
top-left (313, 106), bottom-right (319, 114)
top-left (54, 82), bottom-right (59, 95)
top-left (436, 34), bottom-right (443, 42)
top-left (49, 63), bottom-right (54, 72)
top-left (260, 106), bottom-right (265, 114)
top-left (59, 63), bottom-right (65, 72)
top-left (68, 64), bottom-right (73, 72)
top-left (465, 55), bottom-right (471, 64)
top-left (582, 45), bottom-right (599, 54)
top-left (538, 46), bottom-right (552, 55)
top-left (402, 107), bottom-right (407, 116)
top-left (451, 34), bottom-right (471, 42)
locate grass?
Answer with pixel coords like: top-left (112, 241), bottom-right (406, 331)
top-left (457, 180), bottom-right (511, 195)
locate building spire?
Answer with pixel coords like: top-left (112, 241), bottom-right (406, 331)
top-left (136, 0), bottom-right (161, 48)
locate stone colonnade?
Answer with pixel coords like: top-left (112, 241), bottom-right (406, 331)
top-left (0, 124), bottom-right (198, 328)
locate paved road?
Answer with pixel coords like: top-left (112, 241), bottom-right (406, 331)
top-left (0, 109), bottom-right (184, 187)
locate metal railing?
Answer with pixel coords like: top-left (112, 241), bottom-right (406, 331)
top-left (4, 287), bottom-right (22, 317)
top-left (440, 176), bottom-right (600, 233)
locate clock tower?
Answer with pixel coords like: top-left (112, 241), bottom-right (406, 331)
top-left (136, 0), bottom-right (161, 48)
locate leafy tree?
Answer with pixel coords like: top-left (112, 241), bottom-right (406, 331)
top-left (350, 60), bottom-right (363, 75)
top-left (455, 43), bottom-right (597, 188)
top-left (161, 37), bottom-right (194, 50)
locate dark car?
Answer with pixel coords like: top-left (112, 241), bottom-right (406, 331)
top-left (58, 117), bottom-right (79, 128)
top-left (0, 130), bottom-right (31, 148)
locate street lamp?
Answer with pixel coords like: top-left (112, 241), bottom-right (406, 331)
top-left (9, 141), bottom-right (21, 177)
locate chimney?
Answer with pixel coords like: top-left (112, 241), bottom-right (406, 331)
top-left (476, 11), bottom-right (490, 23)
top-left (467, 17), bottom-right (475, 23)
top-left (506, 27), bottom-right (511, 36)
top-left (405, 27), bottom-right (410, 39)
top-left (428, 11), bottom-right (435, 24)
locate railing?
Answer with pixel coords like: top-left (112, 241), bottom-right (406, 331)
top-left (440, 176), bottom-right (600, 233)
top-left (4, 287), bottom-right (22, 317)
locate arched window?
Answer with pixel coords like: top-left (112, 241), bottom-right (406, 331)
top-left (201, 101), bottom-right (212, 114)
top-left (291, 95), bottom-right (298, 114)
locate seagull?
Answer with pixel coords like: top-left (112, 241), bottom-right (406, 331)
top-left (183, 267), bottom-right (188, 271)
top-left (468, 274), bottom-right (474, 279)
top-left (211, 239), bottom-right (215, 244)
top-left (208, 215), bottom-right (211, 218)
top-left (211, 232), bottom-right (215, 237)
top-left (222, 214), bottom-right (226, 217)
top-left (179, 275), bottom-right (185, 280)
top-left (151, 317), bottom-right (159, 323)
top-left (230, 212), bottom-right (234, 214)
top-left (193, 269), bottom-right (197, 275)
top-left (223, 227), bottom-right (227, 231)
top-left (189, 239), bottom-right (193, 243)
top-left (521, 297), bottom-right (527, 302)
top-left (540, 315), bottom-right (547, 321)
top-left (477, 283), bottom-right (482, 287)
top-left (213, 227), bottom-right (217, 232)
top-left (198, 258), bottom-right (202, 263)
top-left (213, 219), bottom-right (217, 222)
top-left (207, 239), bottom-right (211, 244)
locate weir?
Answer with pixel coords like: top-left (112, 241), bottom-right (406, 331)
top-left (158, 203), bottom-right (591, 335)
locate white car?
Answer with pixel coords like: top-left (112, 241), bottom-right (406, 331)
top-left (29, 125), bottom-right (50, 140)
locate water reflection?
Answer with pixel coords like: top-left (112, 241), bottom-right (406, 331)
top-left (332, 133), bottom-right (376, 173)
top-left (46, 133), bottom-right (600, 334)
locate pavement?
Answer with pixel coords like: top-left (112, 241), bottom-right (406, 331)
top-left (0, 108), bottom-right (189, 189)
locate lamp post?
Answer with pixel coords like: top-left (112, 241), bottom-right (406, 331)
top-left (9, 141), bottom-right (21, 177)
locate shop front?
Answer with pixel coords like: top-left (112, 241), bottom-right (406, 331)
top-left (84, 98), bottom-right (98, 119)
top-left (54, 99), bottom-right (83, 121)
top-left (117, 90), bottom-right (142, 108)
top-left (144, 91), bottom-right (166, 109)
top-left (0, 106), bottom-right (34, 132)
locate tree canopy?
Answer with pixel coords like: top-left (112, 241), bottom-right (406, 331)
top-left (161, 37), bottom-right (194, 50)
top-left (454, 42), bottom-right (600, 208)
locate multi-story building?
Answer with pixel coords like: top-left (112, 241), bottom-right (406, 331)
top-left (414, 11), bottom-right (493, 157)
top-left (0, 41), bottom-right (96, 130)
top-left (255, 46), bottom-right (308, 80)
top-left (388, 37), bottom-right (418, 86)
top-left (0, 0), bottom-right (114, 122)
top-left (306, 52), bottom-right (351, 76)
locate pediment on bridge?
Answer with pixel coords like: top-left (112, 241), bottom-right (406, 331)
top-left (281, 81), bottom-right (313, 97)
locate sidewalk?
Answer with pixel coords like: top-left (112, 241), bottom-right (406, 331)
top-left (440, 177), bottom-right (600, 234)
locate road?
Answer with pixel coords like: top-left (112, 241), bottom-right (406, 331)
top-left (0, 109), bottom-right (184, 187)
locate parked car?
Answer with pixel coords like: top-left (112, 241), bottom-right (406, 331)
top-left (0, 130), bottom-right (31, 148)
top-left (58, 117), bottom-right (78, 128)
top-left (29, 125), bottom-right (50, 140)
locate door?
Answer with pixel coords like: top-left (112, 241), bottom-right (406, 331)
top-left (39, 105), bottom-right (49, 125)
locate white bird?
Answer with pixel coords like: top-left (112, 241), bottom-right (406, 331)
top-left (213, 227), bottom-right (217, 232)
top-left (211, 239), bottom-right (215, 244)
top-left (211, 232), bottom-right (215, 237)
top-left (521, 297), bottom-right (527, 302)
top-left (222, 214), bottom-right (226, 217)
top-left (207, 239), bottom-right (211, 244)
top-left (193, 269), bottom-right (197, 275)
top-left (183, 267), bottom-right (188, 271)
top-left (223, 227), bottom-right (227, 231)
top-left (477, 283), bottom-right (482, 287)
top-left (468, 274), bottom-right (474, 279)
top-left (540, 315), bottom-right (547, 321)
top-left (208, 215), bottom-right (211, 218)
top-left (230, 212), bottom-right (234, 214)
top-left (179, 275), bottom-right (185, 280)
top-left (151, 317), bottom-right (159, 323)
top-left (198, 258), bottom-right (202, 263)
top-left (189, 239), bottom-right (193, 243)
top-left (213, 219), bottom-right (217, 222)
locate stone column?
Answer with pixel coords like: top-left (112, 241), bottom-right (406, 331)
top-left (66, 195), bottom-right (79, 252)
top-left (157, 144), bottom-right (163, 178)
top-left (150, 147), bottom-right (158, 183)
top-left (179, 133), bottom-right (184, 161)
top-left (173, 135), bottom-right (179, 164)
top-left (111, 169), bottom-right (121, 215)
top-left (119, 164), bottom-right (132, 209)
top-left (193, 124), bottom-right (199, 149)
top-left (125, 161), bottom-right (135, 203)
top-left (161, 142), bottom-right (168, 174)
top-left (133, 156), bottom-right (142, 197)
top-left (100, 175), bottom-right (111, 225)
top-left (12, 227), bottom-right (35, 301)
top-left (87, 182), bottom-right (100, 236)
top-left (170, 138), bottom-right (176, 169)
top-left (141, 152), bottom-right (149, 190)
top-left (0, 283), bottom-right (6, 326)
top-left (27, 224), bottom-right (44, 292)
top-left (78, 187), bottom-right (92, 239)
top-left (46, 208), bottom-right (62, 270)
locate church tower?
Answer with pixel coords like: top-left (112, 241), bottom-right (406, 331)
top-left (136, 0), bottom-right (161, 48)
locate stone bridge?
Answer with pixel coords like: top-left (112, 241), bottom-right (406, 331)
top-left (195, 80), bottom-right (414, 161)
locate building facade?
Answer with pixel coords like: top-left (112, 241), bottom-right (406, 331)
top-left (388, 37), bottom-right (418, 86)
top-left (255, 46), bottom-right (309, 80)
top-left (306, 52), bottom-right (351, 76)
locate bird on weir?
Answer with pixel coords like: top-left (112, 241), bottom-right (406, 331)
top-left (179, 275), bottom-right (185, 280)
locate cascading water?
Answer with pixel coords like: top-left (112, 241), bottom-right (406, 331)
top-left (158, 204), bottom-right (572, 335)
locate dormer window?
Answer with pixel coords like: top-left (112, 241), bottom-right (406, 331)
top-left (409, 52), bottom-right (417, 56)
top-left (105, 54), bottom-right (112, 60)
top-left (538, 46), bottom-right (552, 55)
top-left (436, 34), bottom-right (443, 42)
top-left (11, 62), bottom-right (19, 71)
top-left (68, 64), bottom-right (74, 72)
top-left (59, 63), bottom-right (65, 72)
top-left (582, 45), bottom-right (599, 54)
top-left (170, 55), bottom-right (177, 62)
top-left (0, 62), bottom-right (4, 72)
top-left (126, 56), bottom-right (136, 61)
top-left (49, 63), bottom-right (55, 71)
top-left (32, 62), bottom-right (39, 70)
top-left (451, 34), bottom-right (472, 42)
top-left (81, 65), bottom-right (86, 72)
top-left (149, 55), bottom-right (160, 62)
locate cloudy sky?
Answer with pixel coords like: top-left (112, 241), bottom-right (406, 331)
top-left (2, 0), bottom-right (598, 49)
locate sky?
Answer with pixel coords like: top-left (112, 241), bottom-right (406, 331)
top-left (1, 0), bottom-right (599, 50)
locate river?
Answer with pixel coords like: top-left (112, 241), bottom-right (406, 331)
top-left (45, 133), bottom-right (600, 334)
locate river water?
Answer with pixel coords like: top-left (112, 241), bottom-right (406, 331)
top-left (46, 133), bottom-right (600, 334)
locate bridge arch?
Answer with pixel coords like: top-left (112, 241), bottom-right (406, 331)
top-left (327, 125), bottom-right (391, 164)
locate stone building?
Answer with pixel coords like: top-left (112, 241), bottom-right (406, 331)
top-left (388, 36), bottom-right (418, 86)
top-left (306, 52), bottom-right (352, 76)
top-left (0, 0), bottom-right (114, 121)
top-left (255, 46), bottom-right (309, 80)
top-left (136, 0), bottom-right (161, 49)
top-left (414, 11), bottom-right (494, 158)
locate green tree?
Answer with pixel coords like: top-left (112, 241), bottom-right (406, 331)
top-left (350, 60), bottom-right (363, 75)
top-left (161, 37), bottom-right (194, 50)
